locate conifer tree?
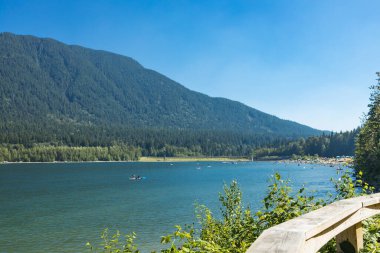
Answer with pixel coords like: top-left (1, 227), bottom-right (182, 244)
top-left (355, 72), bottom-right (380, 187)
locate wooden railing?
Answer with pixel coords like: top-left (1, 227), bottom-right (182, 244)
top-left (246, 193), bottom-right (380, 253)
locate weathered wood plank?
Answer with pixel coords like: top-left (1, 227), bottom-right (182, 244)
top-left (245, 194), bottom-right (380, 253)
top-left (265, 200), bottom-right (362, 238)
top-left (246, 230), bottom-right (305, 253)
top-left (304, 204), bottom-right (380, 252)
top-left (361, 193), bottom-right (380, 207)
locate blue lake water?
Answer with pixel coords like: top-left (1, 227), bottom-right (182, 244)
top-left (0, 161), bottom-right (343, 252)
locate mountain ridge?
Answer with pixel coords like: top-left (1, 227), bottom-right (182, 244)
top-left (0, 32), bottom-right (322, 144)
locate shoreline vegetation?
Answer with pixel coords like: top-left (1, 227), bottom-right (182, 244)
top-left (0, 156), bottom-right (250, 164)
top-left (1, 155), bottom-right (352, 166)
top-left (0, 128), bottom-right (356, 164)
top-left (0, 143), bottom-right (353, 166)
top-left (0, 129), bottom-right (357, 164)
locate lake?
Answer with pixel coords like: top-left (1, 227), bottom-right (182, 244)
top-left (0, 161), bottom-right (343, 252)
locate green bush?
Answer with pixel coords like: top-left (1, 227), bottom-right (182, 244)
top-left (87, 171), bottom-right (380, 253)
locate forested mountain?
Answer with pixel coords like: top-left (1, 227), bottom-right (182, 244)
top-left (0, 32), bottom-right (321, 144)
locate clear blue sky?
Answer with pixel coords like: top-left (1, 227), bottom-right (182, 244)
top-left (1, 0), bottom-right (379, 131)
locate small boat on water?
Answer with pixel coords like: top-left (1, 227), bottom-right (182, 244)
top-left (129, 175), bottom-right (145, 180)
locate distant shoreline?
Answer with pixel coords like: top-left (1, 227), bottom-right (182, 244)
top-left (0, 156), bottom-right (352, 165)
top-left (277, 157), bottom-right (353, 167)
top-left (1, 156), bottom-right (251, 164)
top-left (138, 156), bottom-right (250, 162)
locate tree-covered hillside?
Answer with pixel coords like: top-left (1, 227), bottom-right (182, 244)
top-left (0, 32), bottom-right (321, 145)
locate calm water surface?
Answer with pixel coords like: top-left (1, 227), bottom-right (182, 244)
top-left (0, 161), bottom-right (343, 252)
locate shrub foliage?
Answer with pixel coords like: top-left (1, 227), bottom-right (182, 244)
top-left (87, 171), bottom-right (380, 253)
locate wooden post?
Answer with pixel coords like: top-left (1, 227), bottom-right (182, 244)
top-left (336, 222), bottom-right (363, 253)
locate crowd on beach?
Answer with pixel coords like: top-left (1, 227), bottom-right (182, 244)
top-left (278, 156), bottom-right (353, 167)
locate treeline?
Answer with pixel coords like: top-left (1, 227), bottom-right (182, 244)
top-left (253, 129), bottom-right (358, 159)
top-left (0, 122), bottom-right (295, 158)
top-left (0, 122), bottom-right (359, 162)
top-left (0, 144), bottom-right (141, 162)
top-left (0, 129), bottom-right (357, 162)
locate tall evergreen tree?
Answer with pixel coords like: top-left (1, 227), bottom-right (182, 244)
top-left (355, 72), bottom-right (380, 187)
